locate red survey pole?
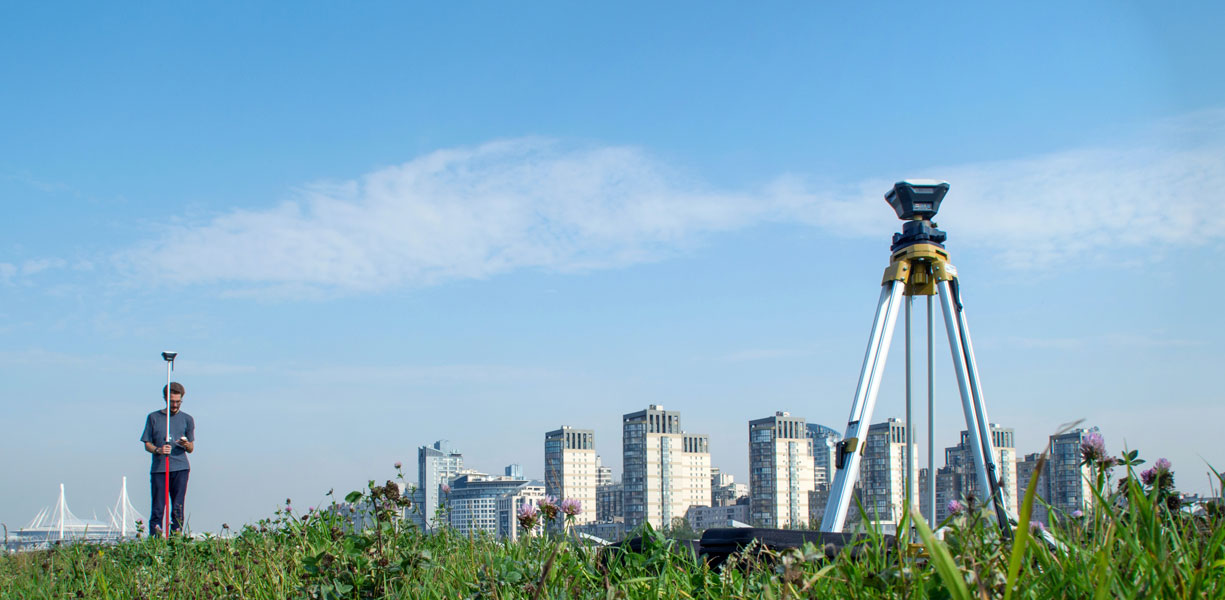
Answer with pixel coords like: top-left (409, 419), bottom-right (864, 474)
top-left (162, 352), bottom-right (177, 538)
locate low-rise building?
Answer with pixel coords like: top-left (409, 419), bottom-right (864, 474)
top-left (685, 503), bottom-right (750, 532)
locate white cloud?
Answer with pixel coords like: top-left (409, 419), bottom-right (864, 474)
top-left (21, 258), bottom-right (67, 276)
top-left (118, 110), bottom-right (1225, 297)
top-left (118, 139), bottom-right (769, 297)
top-left (0, 258), bottom-right (68, 285)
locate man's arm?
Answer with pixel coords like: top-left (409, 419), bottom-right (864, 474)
top-left (141, 415), bottom-right (170, 455)
top-left (177, 415), bottom-right (195, 453)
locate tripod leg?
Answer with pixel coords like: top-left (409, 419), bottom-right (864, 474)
top-left (948, 279), bottom-right (1013, 528)
top-left (904, 296), bottom-right (915, 538)
top-left (926, 296), bottom-right (936, 527)
top-left (821, 280), bottom-right (906, 533)
top-left (937, 280), bottom-right (1011, 533)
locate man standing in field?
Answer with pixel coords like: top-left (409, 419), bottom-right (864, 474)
top-left (140, 381), bottom-right (195, 536)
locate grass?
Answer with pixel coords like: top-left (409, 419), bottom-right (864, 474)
top-left (2, 453), bottom-right (1222, 599)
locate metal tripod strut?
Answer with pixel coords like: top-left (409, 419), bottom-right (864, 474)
top-left (820, 193), bottom-right (1012, 536)
top-left (940, 279), bottom-right (1010, 532)
top-left (819, 280), bottom-right (906, 531)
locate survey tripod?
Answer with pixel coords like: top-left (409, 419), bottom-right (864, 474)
top-left (819, 180), bottom-right (1012, 537)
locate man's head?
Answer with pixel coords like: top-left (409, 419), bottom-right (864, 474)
top-left (163, 382), bottom-right (185, 414)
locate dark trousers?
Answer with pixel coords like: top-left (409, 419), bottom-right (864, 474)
top-left (150, 469), bottom-right (189, 534)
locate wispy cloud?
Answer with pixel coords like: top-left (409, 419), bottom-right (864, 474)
top-left (0, 258), bottom-right (69, 286)
top-left (116, 109), bottom-right (1225, 298)
top-left (0, 170), bottom-right (77, 195)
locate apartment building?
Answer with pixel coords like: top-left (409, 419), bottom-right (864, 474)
top-left (448, 471), bottom-right (530, 536)
top-left (806, 423), bottom-right (842, 489)
top-left (857, 418), bottom-right (915, 528)
top-left (749, 412), bottom-right (816, 528)
top-left (496, 482), bottom-right (546, 541)
top-left (622, 405), bottom-right (711, 529)
top-left (413, 440), bottom-right (464, 530)
top-left (544, 426), bottom-right (598, 525)
top-left (931, 425), bottom-right (1019, 521)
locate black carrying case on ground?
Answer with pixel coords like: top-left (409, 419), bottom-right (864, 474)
top-left (604, 528), bottom-right (894, 569)
top-left (699, 528), bottom-right (892, 564)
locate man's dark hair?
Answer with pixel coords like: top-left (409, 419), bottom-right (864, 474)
top-left (163, 382), bottom-right (186, 399)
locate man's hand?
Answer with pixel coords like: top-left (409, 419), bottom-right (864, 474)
top-left (161, 444), bottom-right (172, 455)
top-left (175, 437), bottom-right (194, 453)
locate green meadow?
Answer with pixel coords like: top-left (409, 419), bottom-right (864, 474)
top-left (3, 452), bottom-right (1222, 599)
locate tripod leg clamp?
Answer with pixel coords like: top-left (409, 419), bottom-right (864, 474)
top-left (835, 438), bottom-right (859, 469)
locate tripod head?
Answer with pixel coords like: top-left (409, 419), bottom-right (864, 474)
top-left (887, 180), bottom-right (948, 252)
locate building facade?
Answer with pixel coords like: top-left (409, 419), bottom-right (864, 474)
top-left (1015, 452), bottom-right (1049, 524)
top-left (496, 482), bottom-right (546, 541)
top-left (806, 423), bottom-right (842, 489)
top-left (414, 440), bottom-right (464, 531)
top-left (596, 482), bottom-right (624, 522)
top-left (749, 412), bottom-right (816, 528)
top-left (711, 469), bottom-right (747, 507)
top-left (930, 425), bottom-right (1019, 522)
top-left (596, 460), bottom-right (613, 487)
top-left (1049, 429), bottom-right (1097, 519)
top-left (622, 405), bottom-right (712, 530)
top-left (544, 426), bottom-right (598, 525)
top-left (685, 503), bottom-right (750, 532)
top-left (448, 472), bottom-right (530, 536)
top-left (858, 418), bottom-right (915, 528)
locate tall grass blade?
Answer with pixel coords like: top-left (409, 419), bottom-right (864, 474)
top-left (910, 506), bottom-right (972, 600)
top-left (1004, 451), bottom-right (1046, 600)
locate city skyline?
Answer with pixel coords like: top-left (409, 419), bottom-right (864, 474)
top-left (2, 3), bottom-right (1223, 533)
top-left (13, 409), bottom-right (1112, 543)
top-left (399, 412), bottom-right (1108, 536)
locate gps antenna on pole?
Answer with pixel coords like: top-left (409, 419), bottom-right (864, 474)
top-left (161, 351), bottom-right (177, 538)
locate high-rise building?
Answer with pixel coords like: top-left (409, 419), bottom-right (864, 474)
top-left (1043, 428), bottom-right (1099, 521)
top-left (505, 464), bottom-right (524, 479)
top-left (622, 405), bottom-right (712, 530)
top-left (809, 483), bottom-right (832, 525)
top-left (1013, 429), bottom-right (1100, 525)
top-left (711, 469), bottom-right (746, 507)
top-left (806, 423), bottom-right (842, 489)
top-left (448, 472), bottom-right (530, 536)
top-left (414, 440), bottom-right (464, 530)
top-left (544, 426), bottom-right (598, 525)
top-left (596, 481), bottom-right (624, 522)
top-left (496, 482), bottom-right (546, 541)
top-left (858, 418), bottom-right (915, 528)
top-left (931, 425), bottom-right (1019, 521)
top-left (596, 457), bottom-right (613, 487)
top-left (920, 464), bottom-right (962, 523)
top-left (1016, 452), bottom-right (1049, 524)
top-left (749, 412), bottom-right (816, 528)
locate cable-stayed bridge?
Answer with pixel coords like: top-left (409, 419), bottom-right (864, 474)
top-left (4, 478), bottom-right (144, 553)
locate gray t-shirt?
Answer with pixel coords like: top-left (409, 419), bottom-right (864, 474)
top-left (140, 410), bottom-right (195, 473)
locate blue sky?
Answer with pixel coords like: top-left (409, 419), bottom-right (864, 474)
top-left (2, 2), bottom-right (1223, 532)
